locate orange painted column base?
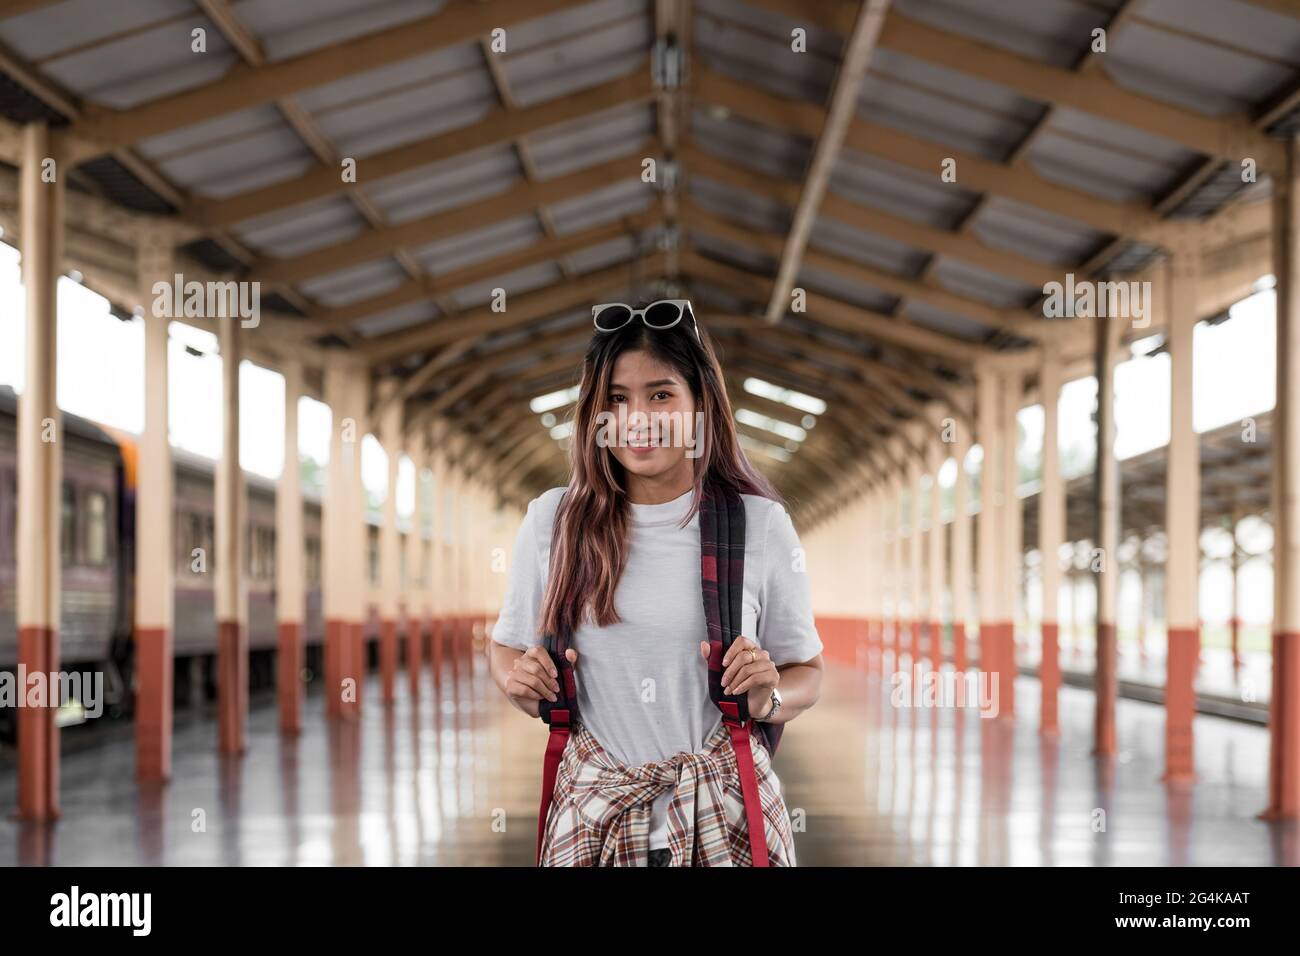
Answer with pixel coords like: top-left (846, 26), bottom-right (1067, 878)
top-left (216, 620), bottom-right (248, 754)
top-left (927, 619), bottom-right (942, 670)
top-left (1094, 621), bottom-right (1119, 757)
top-left (277, 621), bottom-right (302, 735)
top-left (380, 618), bottom-right (398, 704)
top-left (406, 616), bottom-right (424, 696)
top-left (909, 620), bottom-right (921, 673)
top-left (1040, 621), bottom-right (1060, 736)
top-left (349, 621), bottom-right (365, 715)
top-left (430, 618), bottom-right (444, 687)
top-left (1164, 626), bottom-right (1199, 782)
top-left (136, 626), bottom-right (174, 779)
top-left (978, 620), bottom-right (993, 680)
top-left (17, 625), bottom-right (60, 821)
top-left (1264, 630), bottom-right (1300, 819)
top-left (1001, 621), bottom-right (1016, 717)
top-left (953, 622), bottom-right (967, 673)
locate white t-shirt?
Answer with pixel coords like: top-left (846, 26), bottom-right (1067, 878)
top-left (491, 485), bottom-right (823, 850)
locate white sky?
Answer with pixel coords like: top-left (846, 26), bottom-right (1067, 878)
top-left (0, 243), bottom-right (415, 515)
top-left (0, 242), bottom-right (1277, 521)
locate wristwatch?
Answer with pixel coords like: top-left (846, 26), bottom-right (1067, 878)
top-left (756, 687), bottom-right (782, 722)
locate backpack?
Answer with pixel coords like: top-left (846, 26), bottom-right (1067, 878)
top-left (535, 482), bottom-right (777, 866)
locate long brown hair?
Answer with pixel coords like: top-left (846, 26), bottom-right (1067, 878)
top-left (537, 312), bottom-right (780, 640)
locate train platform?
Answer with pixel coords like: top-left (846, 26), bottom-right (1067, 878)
top-left (2, 653), bottom-right (1291, 867)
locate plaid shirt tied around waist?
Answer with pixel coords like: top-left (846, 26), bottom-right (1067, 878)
top-left (538, 719), bottom-right (797, 867)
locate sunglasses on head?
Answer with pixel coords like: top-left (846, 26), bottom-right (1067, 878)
top-left (591, 299), bottom-right (700, 342)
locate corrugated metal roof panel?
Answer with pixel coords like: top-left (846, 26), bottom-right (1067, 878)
top-left (547, 176), bottom-right (653, 232)
top-left (809, 216), bottom-right (929, 276)
top-left (235, 195), bottom-right (364, 257)
top-left (449, 260), bottom-right (563, 310)
top-left (41, 15), bottom-right (237, 110)
top-left (412, 214), bottom-right (542, 275)
top-left (972, 196), bottom-right (1105, 264)
top-left (297, 258), bottom-right (408, 307)
top-left (411, 214), bottom-right (540, 274)
top-left (238, 0), bottom-right (448, 62)
top-left (366, 145), bottom-right (520, 224)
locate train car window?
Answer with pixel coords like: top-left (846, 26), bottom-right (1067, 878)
top-left (181, 511), bottom-right (194, 573)
top-left (305, 535), bottom-right (321, 584)
top-left (1, 470), bottom-right (12, 560)
top-left (368, 528), bottom-right (379, 586)
top-left (61, 484), bottom-right (77, 566)
top-left (265, 527), bottom-right (276, 580)
top-left (204, 515), bottom-right (215, 571)
top-left (85, 491), bottom-right (109, 566)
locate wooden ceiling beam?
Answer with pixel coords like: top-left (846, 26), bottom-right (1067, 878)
top-left (741, 0), bottom-right (1284, 170)
top-left (323, 206), bottom-right (661, 336)
top-left (362, 252), bottom-right (668, 363)
top-left (189, 70), bottom-right (652, 229)
top-left (63, 0), bottom-right (586, 158)
top-left (765, 0), bottom-right (890, 322)
top-left (251, 144), bottom-right (658, 287)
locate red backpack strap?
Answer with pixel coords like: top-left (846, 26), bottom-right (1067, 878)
top-left (535, 625), bottom-right (577, 865)
top-left (701, 484), bottom-right (770, 867)
top-left (535, 491), bottom-right (578, 866)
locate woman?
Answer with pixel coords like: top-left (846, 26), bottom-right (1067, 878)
top-left (488, 299), bottom-right (824, 867)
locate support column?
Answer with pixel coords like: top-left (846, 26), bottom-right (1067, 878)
top-left (891, 473), bottom-right (904, 669)
top-left (322, 359), bottom-right (349, 719)
top-left (1137, 552), bottom-right (1149, 664)
top-left (1266, 132), bottom-right (1300, 820)
top-left (1039, 347), bottom-right (1064, 736)
top-left (427, 430), bottom-right (446, 685)
top-left (909, 456), bottom-right (924, 673)
top-left (15, 122), bottom-right (63, 820)
top-left (135, 234), bottom-right (174, 779)
top-left (276, 355), bottom-right (305, 735)
top-left (869, 488), bottom-right (883, 671)
top-left (347, 367), bottom-right (368, 714)
top-left (215, 313), bottom-right (248, 755)
top-left (1229, 515), bottom-right (1241, 674)
top-left (927, 440), bottom-right (946, 671)
top-left (976, 369), bottom-right (1001, 693)
top-left (1002, 371), bottom-right (1023, 716)
top-left (405, 433), bottom-right (427, 696)
top-left (952, 425), bottom-right (971, 672)
top-left (1094, 310), bottom-right (1122, 758)
top-left (378, 379), bottom-right (402, 705)
top-left (1165, 246), bottom-right (1201, 782)
top-left (444, 458), bottom-right (461, 672)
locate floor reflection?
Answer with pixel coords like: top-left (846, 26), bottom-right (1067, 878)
top-left (0, 647), bottom-right (1295, 865)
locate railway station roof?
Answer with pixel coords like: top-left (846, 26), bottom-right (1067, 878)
top-left (0, 0), bottom-right (1296, 512)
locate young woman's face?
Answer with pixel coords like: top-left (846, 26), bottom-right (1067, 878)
top-left (601, 348), bottom-right (699, 481)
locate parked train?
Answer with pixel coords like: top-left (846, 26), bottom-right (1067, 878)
top-left (0, 385), bottom-right (405, 735)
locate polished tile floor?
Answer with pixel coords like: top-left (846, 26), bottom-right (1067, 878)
top-left (1, 651), bottom-right (1295, 865)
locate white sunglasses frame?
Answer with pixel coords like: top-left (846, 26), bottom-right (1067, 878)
top-left (591, 299), bottom-right (701, 341)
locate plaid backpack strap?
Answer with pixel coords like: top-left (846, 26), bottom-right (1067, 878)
top-left (701, 484), bottom-right (770, 867)
top-left (535, 492), bottom-right (578, 866)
